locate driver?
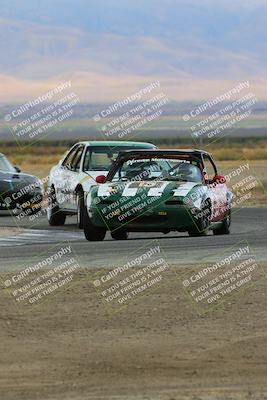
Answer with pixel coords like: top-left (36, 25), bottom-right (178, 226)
top-left (175, 162), bottom-right (202, 182)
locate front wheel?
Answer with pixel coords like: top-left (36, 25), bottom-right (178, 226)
top-left (188, 200), bottom-right (211, 237)
top-left (47, 186), bottom-right (66, 226)
top-left (111, 230), bottom-right (129, 240)
top-left (213, 211), bottom-right (231, 235)
top-left (83, 208), bottom-right (106, 241)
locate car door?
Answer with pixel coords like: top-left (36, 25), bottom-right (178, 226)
top-left (61, 144), bottom-right (85, 211)
top-left (52, 145), bottom-right (79, 208)
top-left (203, 155), bottom-right (228, 221)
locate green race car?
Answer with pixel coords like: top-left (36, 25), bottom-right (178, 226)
top-left (83, 149), bottom-right (233, 241)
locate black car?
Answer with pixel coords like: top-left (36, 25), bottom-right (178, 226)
top-left (0, 153), bottom-right (44, 215)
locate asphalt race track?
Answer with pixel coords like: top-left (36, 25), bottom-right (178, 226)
top-left (0, 207), bottom-right (266, 270)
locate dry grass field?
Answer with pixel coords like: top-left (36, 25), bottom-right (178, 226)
top-left (0, 141), bottom-right (266, 177)
top-left (0, 142), bottom-right (266, 206)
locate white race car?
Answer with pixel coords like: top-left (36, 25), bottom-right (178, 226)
top-left (47, 141), bottom-right (156, 227)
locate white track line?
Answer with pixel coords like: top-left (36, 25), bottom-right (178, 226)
top-left (0, 229), bottom-right (83, 246)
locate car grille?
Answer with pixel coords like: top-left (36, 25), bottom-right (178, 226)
top-left (165, 199), bottom-right (184, 205)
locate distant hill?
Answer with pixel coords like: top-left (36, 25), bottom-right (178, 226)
top-left (0, 0), bottom-right (267, 102)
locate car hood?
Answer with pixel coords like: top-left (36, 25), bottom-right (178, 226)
top-left (96, 180), bottom-right (201, 199)
top-left (0, 170), bottom-right (43, 195)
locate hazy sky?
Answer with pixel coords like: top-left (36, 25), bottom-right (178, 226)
top-left (0, 0), bottom-right (266, 102)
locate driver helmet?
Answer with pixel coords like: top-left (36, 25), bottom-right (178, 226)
top-left (177, 163), bottom-right (200, 181)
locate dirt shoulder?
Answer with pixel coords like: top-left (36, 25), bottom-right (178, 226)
top-left (0, 266), bottom-right (267, 400)
top-left (0, 227), bottom-right (23, 237)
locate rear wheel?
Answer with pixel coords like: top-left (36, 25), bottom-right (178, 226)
top-left (83, 208), bottom-right (106, 241)
top-left (47, 186), bottom-right (66, 226)
top-left (111, 230), bottom-right (129, 240)
top-left (213, 211), bottom-right (231, 235)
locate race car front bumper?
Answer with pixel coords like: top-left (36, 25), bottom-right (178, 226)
top-left (90, 199), bottom-right (197, 233)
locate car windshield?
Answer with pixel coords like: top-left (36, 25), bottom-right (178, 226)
top-left (0, 155), bottom-right (16, 173)
top-left (83, 146), bottom-right (153, 171)
top-left (112, 157), bottom-right (203, 183)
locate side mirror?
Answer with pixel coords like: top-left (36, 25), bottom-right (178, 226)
top-left (15, 166), bottom-right (21, 173)
top-left (213, 175), bottom-right (226, 184)
top-left (96, 175), bottom-right (106, 184)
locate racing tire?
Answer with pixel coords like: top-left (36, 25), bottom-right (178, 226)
top-left (111, 230), bottom-right (129, 240)
top-left (213, 210), bottom-right (231, 235)
top-left (188, 199), bottom-right (211, 237)
top-left (83, 208), bottom-right (106, 241)
top-left (77, 190), bottom-right (85, 229)
top-left (47, 186), bottom-right (66, 226)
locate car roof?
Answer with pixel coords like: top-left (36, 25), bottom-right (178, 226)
top-left (76, 141), bottom-right (156, 148)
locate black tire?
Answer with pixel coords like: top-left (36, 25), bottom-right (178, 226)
top-left (213, 210), bottom-right (231, 235)
top-left (83, 208), bottom-right (106, 241)
top-left (188, 199), bottom-right (211, 237)
top-left (111, 230), bottom-right (129, 240)
top-left (77, 190), bottom-right (85, 229)
top-left (47, 186), bottom-right (66, 226)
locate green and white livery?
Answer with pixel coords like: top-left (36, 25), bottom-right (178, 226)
top-left (84, 149), bottom-right (233, 241)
